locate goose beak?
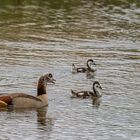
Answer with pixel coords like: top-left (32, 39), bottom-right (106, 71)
top-left (51, 78), bottom-right (56, 84)
top-left (46, 73), bottom-right (56, 84)
top-left (99, 85), bottom-right (102, 89)
top-left (48, 77), bottom-right (56, 84)
top-left (47, 78), bottom-right (56, 84)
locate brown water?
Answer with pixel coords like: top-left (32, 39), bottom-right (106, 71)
top-left (0, 0), bottom-right (140, 140)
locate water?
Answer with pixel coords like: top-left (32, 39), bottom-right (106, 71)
top-left (0, 0), bottom-right (140, 140)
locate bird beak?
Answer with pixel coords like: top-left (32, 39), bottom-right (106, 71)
top-left (99, 85), bottom-right (102, 89)
top-left (51, 78), bottom-right (56, 84)
top-left (47, 77), bottom-right (56, 84)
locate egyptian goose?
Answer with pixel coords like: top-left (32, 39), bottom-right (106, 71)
top-left (0, 73), bottom-right (55, 109)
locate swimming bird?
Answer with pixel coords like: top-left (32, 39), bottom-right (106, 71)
top-left (72, 59), bottom-right (96, 73)
top-left (0, 73), bottom-right (55, 109)
top-left (71, 81), bottom-right (102, 99)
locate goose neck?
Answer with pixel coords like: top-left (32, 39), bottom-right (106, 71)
top-left (37, 77), bottom-right (47, 96)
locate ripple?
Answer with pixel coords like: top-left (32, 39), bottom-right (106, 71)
top-left (0, 1), bottom-right (140, 140)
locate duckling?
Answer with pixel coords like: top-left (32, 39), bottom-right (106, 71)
top-left (71, 81), bottom-right (102, 99)
top-left (0, 73), bottom-right (55, 109)
top-left (72, 59), bottom-right (96, 73)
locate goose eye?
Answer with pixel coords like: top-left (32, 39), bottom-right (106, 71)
top-left (96, 84), bottom-right (100, 88)
top-left (48, 73), bottom-right (53, 78)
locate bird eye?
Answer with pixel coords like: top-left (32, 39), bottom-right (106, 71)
top-left (96, 84), bottom-right (100, 88)
top-left (49, 73), bottom-right (52, 78)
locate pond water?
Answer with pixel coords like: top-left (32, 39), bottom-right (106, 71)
top-left (0, 0), bottom-right (140, 140)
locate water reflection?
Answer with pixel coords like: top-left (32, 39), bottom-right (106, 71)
top-left (0, 0), bottom-right (139, 41)
top-left (9, 107), bottom-right (48, 124)
top-left (0, 0), bottom-right (139, 8)
top-left (92, 97), bottom-right (101, 107)
top-left (86, 71), bottom-right (96, 79)
top-left (37, 107), bottom-right (48, 125)
top-left (0, 0), bottom-right (139, 140)
top-left (0, 106), bottom-right (49, 127)
top-left (0, 107), bottom-right (53, 140)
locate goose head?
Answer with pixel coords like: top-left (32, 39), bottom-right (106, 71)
top-left (37, 73), bottom-right (55, 96)
top-left (93, 81), bottom-right (102, 97)
top-left (38, 73), bottom-right (55, 86)
top-left (87, 59), bottom-right (95, 69)
top-left (44, 73), bottom-right (56, 84)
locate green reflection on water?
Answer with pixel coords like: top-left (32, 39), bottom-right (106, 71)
top-left (0, 0), bottom-right (139, 8)
top-left (0, 0), bottom-right (139, 41)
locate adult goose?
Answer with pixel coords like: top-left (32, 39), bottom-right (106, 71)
top-left (0, 73), bottom-right (55, 109)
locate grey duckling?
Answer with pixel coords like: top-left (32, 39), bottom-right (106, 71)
top-left (72, 59), bottom-right (96, 73)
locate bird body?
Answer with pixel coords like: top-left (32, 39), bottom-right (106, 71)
top-left (0, 73), bottom-right (55, 109)
top-left (71, 81), bottom-right (102, 99)
top-left (72, 59), bottom-right (96, 73)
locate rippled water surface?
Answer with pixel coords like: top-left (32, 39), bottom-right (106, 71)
top-left (0, 0), bottom-right (140, 140)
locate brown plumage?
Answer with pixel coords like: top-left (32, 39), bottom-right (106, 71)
top-left (0, 100), bottom-right (8, 108)
top-left (0, 73), bottom-right (55, 108)
top-left (0, 95), bottom-right (12, 105)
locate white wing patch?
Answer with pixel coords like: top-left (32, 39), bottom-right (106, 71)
top-left (78, 92), bottom-right (85, 96)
